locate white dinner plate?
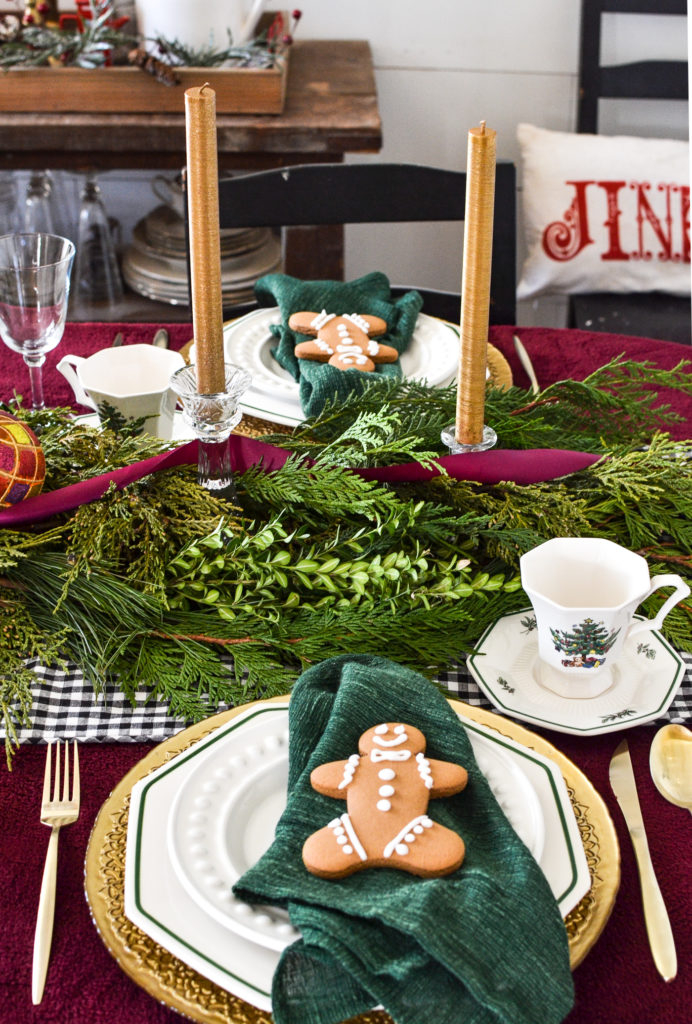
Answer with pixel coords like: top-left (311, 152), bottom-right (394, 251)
top-left (188, 308), bottom-right (461, 426)
top-left (124, 231), bottom-right (282, 285)
top-left (125, 700), bottom-right (590, 1012)
top-left (166, 704), bottom-right (545, 952)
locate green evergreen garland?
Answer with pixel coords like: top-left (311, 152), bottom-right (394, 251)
top-left (1, 357), bottom-right (690, 766)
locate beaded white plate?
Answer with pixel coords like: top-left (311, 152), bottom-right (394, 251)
top-left (124, 700), bottom-right (591, 1012)
top-left (166, 703), bottom-right (545, 952)
top-left (189, 308), bottom-right (462, 426)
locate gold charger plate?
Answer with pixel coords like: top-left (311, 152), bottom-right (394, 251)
top-left (84, 697), bottom-right (619, 1024)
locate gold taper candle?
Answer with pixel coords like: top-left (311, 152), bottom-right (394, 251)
top-left (185, 84), bottom-right (226, 395)
top-left (455, 121), bottom-right (496, 445)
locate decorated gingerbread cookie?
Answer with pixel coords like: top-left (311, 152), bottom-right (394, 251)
top-left (288, 309), bottom-right (399, 372)
top-left (302, 722), bottom-right (468, 879)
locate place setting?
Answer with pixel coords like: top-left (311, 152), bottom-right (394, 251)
top-left (86, 669), bottom-right (617, 1024)
top-left (468, 537), bottom-right (689, 737)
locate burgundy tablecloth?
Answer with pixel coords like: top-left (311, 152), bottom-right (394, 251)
top-left (1, 320), bottom-right (691, 1023)
top-left (0, 321), bottom-right (690, 437)
top-left (1, 727), bottom-right (690, 1024)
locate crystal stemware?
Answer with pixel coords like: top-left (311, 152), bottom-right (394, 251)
top-left (0, 233), bottom-right (75, 410)
top-left (22, 171), bottom-right (57, 235)
top-left (75, 173), bottom-right (123, 306)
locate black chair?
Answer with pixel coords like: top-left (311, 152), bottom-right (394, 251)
top-left (185, 161), bottom-right (517, 325)
top-left (572, 0), bottom-right (690, 344)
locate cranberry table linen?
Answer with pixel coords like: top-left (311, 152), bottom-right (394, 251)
top-left (1, 321), bottom-right (690, 435)
top-left (1, 727), bottom-right (690, 1024)
top-left (1, 320), bottom-right (691, 1023)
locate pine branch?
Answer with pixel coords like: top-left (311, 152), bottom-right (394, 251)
top-left (261, 359), bottom-right (691, 461)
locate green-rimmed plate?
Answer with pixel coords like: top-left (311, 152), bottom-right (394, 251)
top-left (120, 699), bottom-right (588, 1012)
top-left (85, 697), bottom-right (619, 1024)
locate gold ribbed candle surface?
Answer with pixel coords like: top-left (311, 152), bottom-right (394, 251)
top-left (184, 84), bottom-right (225, 395)
top-left (455, 121), bottom-right (497, 445)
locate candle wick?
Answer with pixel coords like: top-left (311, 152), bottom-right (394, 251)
top-left (479, 120), bottom-right (486, 134)
top-left (201, 82), bottom-right (211, 94)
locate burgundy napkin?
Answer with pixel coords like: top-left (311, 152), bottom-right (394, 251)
top-left (0, 436), bottom-right (600, 528)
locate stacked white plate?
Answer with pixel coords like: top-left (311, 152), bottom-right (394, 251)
top-left (124, 699), bottom-right (591, 1012)
top-left (122, 203), bottom-right (282, 307)
top-left (187, 308), bottom-right (464, 427)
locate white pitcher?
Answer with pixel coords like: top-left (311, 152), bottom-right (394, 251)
top-left (135, 0), bottom-right (268, 51)
top-left (57, 344), bottom-right (185, 440)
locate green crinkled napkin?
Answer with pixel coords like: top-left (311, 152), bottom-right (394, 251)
top-left (254, 271), bottom-right (423, 418)
top-left (233, 655), bottom-right (574, 1024)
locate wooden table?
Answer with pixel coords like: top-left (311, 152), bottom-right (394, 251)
top-left (0, 40), bottom-right (382, 313)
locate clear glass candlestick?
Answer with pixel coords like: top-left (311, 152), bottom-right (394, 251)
top-left (170, 364), bottom-right (252, 499)
top-left (440, 422), bottom-right (497, 454)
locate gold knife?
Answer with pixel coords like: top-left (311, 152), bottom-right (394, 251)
top-left (609, 739), bottom-right (677, 981)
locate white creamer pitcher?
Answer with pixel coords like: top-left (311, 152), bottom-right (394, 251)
top-left (57, 344), bottom-right (185, 439)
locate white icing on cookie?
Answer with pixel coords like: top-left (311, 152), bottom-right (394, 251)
top-left (335, 344), bottom-right (369, 365)
top-left (310, 310), bottom-right (335, 330)
top-left (373, 727), bottom-right (409, 748)
top-left (376, 799), bottom-right (392, 812)
top-left (416, 751), bottom-right (434, 790)
top-left (378, 768), bottom-right (396, 780)
top-left (329, 813), bottom-right (367, 861)
top-left (344, 312), bottom-right (371, 333)
top-left (370, 748), bottom-right (411, 763)
top-left (338, 753), bottom-right (360, 790)
top-left (383, 815), bottom-right (433, 859)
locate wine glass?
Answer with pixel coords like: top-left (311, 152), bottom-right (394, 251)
top-left (0, 233), bottom-right (75, 409)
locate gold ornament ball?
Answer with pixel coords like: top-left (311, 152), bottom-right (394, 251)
top-left (0, 411), bottom-right (46, 507)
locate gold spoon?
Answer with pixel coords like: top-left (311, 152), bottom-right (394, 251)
top-left (649, 724), bottom-right (692, 814)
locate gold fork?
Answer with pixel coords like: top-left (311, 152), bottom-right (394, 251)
top-left (32, 741), bottom-right (80, 1005)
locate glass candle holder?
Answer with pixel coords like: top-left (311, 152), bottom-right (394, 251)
top-left (440, 422), bottom-right (497, 454)
top-left (170, 363), bottom-right (252, 499)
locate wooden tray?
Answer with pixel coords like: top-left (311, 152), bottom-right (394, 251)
top-left (0, 16), bottom-right (289, 114)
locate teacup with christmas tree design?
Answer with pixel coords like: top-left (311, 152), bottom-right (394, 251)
top-left (520, 537), bottom-right (689, 698)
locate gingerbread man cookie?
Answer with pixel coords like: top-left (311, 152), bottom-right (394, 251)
top-left (302, 722), bottom-right (468, 879)
top-left (288, 310), bottom-right (399, 372)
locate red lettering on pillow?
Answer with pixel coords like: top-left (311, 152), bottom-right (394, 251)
top-left (542, 181), bottom-right (594, 261)
top-left (541, 180), bottom-right (690, 265)
top-left (598, 181), bottom-right (628, 261)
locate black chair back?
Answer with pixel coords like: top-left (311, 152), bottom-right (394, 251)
top-left (185, 161), bottom-right (517, 325)
top-left (572, 0), bottom-right (690, 344)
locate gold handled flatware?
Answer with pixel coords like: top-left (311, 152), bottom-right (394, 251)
top-left (513, 334), bottom-right (540, 395)
top-left (650, 724), bottom-right (692, 813)
top-left (32, 741), bottom-right (81, 1005)
top-left (152, 328), bottom-right (169, 348)
top-left (609, 739), bottom-right (677, 981)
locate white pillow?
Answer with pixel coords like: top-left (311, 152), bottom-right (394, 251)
top-left (517, 123), bottom-right (690, 299)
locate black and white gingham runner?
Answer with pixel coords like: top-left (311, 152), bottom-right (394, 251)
top-left (4, 654), bottom-right (691, 744)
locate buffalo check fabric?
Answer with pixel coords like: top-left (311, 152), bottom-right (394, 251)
top-left (4, 653), bottom-right (691, 743)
